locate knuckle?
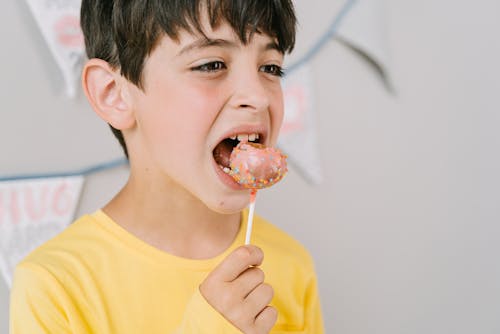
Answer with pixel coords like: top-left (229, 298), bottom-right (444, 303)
top-left (266, 306), bottom-right (279, 323)
top-left (203, 273), bottom-right (216, 286)
top-left (262, 283), bottom-right (274, 299)
top-left (262, 305), bottom-right (278, 318)
top-left (254, 268), bottom-right (265, 283)
top-left (254, 306), bottom-right (278, 333)
top-left (234, 246), bottom-right (251, 260)
top-left (253, 246), bottom-right (264, 261)
top-left (235, 245), bottom-right (264, 266)
top-left (271, 306), bottom-right (279, 316)
top-left (199, 280), bottom-right (215, 300)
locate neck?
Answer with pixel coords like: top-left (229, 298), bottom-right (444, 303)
top-left (103, 173), bottom-right (241, 259)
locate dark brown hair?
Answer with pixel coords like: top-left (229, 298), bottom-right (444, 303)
top-left (81, 0), bottom-right (297, 158)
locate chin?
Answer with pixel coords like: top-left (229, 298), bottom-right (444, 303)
top-left (203, 192), bottom-right (250, 215)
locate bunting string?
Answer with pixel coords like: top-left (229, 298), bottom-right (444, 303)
top-left (0, 158), bottom-right (128, 182)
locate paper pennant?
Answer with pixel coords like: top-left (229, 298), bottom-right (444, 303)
top-left (26, 0), bottom-right (85, 98)
top-left (0, 176), bottom-right (84, 288)
top-left (279, 65), bottom-right (323, 184)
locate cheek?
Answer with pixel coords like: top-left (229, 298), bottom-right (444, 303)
top-left (139, 81), bottom-right (226, 155)
top-left (270, 89), bottom-right (285, 144)
top-left (171, 81), bottom-right (224, 121)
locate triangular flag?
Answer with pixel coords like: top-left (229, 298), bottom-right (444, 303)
top-left (0, 176), bottom-right (84, 288)
top-left (336, 0), bottom-right (393, 89)
top-left (25, 0), bottom-right (85, 98)
top-left (279, 64), bottom-right (323, 184)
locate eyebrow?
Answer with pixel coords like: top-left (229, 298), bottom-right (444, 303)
top-left (177, 38), bottom-right (236, 56)
top-left (177, 37), bottom-right (283, 56)
top-left (263, 41), bottom-right (282, 53)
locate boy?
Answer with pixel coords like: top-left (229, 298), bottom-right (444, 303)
top-left (10, 0), bottom-right (324, 333)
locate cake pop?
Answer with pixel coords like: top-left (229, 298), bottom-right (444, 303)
top-left (228, 142), bottom-right (288, 244)
top-left (228, 142), bottom-right (288, 189)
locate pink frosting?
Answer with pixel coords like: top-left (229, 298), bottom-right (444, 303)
top-left (229, 142), bottom-right (288, 189)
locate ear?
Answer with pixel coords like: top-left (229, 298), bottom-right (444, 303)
top-left (82, 58), bottom-right (135, 130)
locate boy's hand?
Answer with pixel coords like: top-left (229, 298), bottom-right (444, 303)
top-left (200, 245), bottom-right (277, 334)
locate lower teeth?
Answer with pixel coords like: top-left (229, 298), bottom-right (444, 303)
top-left (218, 164), bottom-right (231, 174)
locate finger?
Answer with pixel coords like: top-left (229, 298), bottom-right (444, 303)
top-left (233, 266), bottom-right (266, 299)
top-left (254, 306), bottom-right (278, 333)
top-left (244, 283), bottom-right (274, 318)
top-left (214, 245), bottom-right (264, 282)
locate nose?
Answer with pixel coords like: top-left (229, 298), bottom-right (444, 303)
top-left (228, 69), bottom-right (270, 113)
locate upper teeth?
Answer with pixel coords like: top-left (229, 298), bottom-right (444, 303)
top-left (230, 133), bottom-right (260, 142)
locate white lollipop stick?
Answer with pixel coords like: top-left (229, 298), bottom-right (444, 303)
top-left (245, 190), bottom-right (257, 245)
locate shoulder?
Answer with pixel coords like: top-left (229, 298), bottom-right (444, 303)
top-left (17, 213), bottom-right (104, 274)
top-left (13, 212), bottom-right (113, 305)
top-left (10, 215), bottom-right (102, 332)
top-left (251, 214), bottom-right (316, 273)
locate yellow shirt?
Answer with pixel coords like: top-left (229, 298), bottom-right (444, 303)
top-left (10, 210), bottom-right (324, 333)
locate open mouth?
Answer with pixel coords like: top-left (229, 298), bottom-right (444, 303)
top-left (213, 133), bottom-right (262, 173)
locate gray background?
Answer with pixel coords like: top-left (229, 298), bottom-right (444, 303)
top-left (1, 0), bottom-right (500, 333)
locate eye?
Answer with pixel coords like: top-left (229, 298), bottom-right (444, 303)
top-left (260, 64), bottom-right (285, 77)
top-left (192, 61), bottom-right (227, 72)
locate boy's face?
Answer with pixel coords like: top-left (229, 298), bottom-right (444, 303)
top-left (124, 19), bottom-right (285, 213)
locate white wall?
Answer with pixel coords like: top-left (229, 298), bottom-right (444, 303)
top-left (1, 1), bottom-right (500, 333)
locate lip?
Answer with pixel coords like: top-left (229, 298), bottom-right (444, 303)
top-left (212, 158), bottom-right (247, 190)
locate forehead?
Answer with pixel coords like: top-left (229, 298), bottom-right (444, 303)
top-left (172, 20), bottom-right (282, 54)
top-left (170, 6), bottom-right (280, 46)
